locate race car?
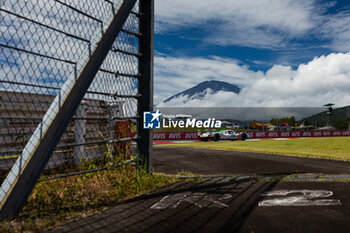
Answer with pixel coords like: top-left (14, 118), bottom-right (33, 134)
top-left (198, 129), bottom-right (248, 141)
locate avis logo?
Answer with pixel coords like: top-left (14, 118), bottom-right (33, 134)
top-left (143, 110), bottom-right (161, 129)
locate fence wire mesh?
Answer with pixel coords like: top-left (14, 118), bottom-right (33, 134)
top-left (0, 0), bottom-right (143, 219)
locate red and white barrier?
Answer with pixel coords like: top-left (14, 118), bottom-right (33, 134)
top-left (151, 130), bottom-right (350, 140)
top-left (245, 130), bottom-right (350, 139)
top-left (153, 132), bottom-right (199, 140)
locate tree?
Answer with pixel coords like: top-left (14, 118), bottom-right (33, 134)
top-left (270, 118), bottom-right (279, 125)
top-left (288, 116), bottom-right (296, 126)
top-left (270, 116), bottom-right (296, 126)
top-left (335, 118), bottom-right (350, 130)
top-left (301, 118), bottom-right (311, 126)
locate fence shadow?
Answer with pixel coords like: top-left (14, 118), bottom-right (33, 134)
top-left (51, 177), bottom-right (278, 233)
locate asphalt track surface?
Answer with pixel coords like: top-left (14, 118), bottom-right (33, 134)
top-left (153, 147), bottom-right (350, 175)
top-left (53, 147), bottom-right (350, 233)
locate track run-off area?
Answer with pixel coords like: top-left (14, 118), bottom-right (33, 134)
top-left (53, 137), bottom-right (350, 233)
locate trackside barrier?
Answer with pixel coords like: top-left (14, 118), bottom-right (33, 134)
top-left (151, 130), bottom-right (350, 140)
top-left (153, 132), bottom-right (200, 140)
top-left (246, 130), bottom-right (350, 138)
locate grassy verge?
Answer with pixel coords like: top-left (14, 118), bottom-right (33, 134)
top-left (0, 164), bottom-right (177, 232)
top-left (157, 137), bottom-right (350, 161)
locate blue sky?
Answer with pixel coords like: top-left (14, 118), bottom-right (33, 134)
top-left (154, 0), bottom-right (350, 107)
top-left (2, 0), bottom-right (350, 107)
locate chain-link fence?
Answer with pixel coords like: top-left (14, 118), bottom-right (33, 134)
top-left (0, 0), bottom-right (153, 219)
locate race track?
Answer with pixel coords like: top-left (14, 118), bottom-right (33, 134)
top-left (153, 146), bottom-right (350, 175)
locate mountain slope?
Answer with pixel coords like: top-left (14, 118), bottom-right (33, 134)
top-left (304, 105), bottom-right (350, 126)
top-left (164, 80), bottom-right (241, 103)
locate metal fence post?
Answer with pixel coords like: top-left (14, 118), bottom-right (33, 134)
top-left (108, 101), bottom-right (118, 159)
top-left (73, 101), bottom-right (87, 165)
top-left (137, 0), bottom-right (154, 172)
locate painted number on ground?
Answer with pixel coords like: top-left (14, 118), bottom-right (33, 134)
top-left (258, 190), bottom-right (341, 207)
top-left (151, 192), bottom-right (232, 209)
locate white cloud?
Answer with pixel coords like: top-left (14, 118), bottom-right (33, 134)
top-left (154, 55), bottom-right (263, 104)
top-left (155, 0), bottom-right (316, 49)
top-left (156, 52), bottom-right (350, 107)
top-left (321, 13), bottom-right (350, 51)
top-left (155, 0), bottom-right (350, 52)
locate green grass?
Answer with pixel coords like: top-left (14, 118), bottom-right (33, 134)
top-left (0, 165), bottom-right (177, 232)
top-left (157, 137), bottom-right (350, 161)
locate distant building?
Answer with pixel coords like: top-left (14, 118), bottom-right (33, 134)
top-left (250, 121), bottom-right (274, 130)
top-left (291, 124), bottom-right (315, 130)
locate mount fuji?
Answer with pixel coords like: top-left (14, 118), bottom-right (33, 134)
top-left (163, 80), bottom-right (241, 104)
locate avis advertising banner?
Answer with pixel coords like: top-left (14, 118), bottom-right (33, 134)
top-left (152, 130), bottom-right (350, 140)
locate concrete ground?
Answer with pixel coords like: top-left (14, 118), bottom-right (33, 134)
top-left (52, 147), bottom-right (350, 233)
